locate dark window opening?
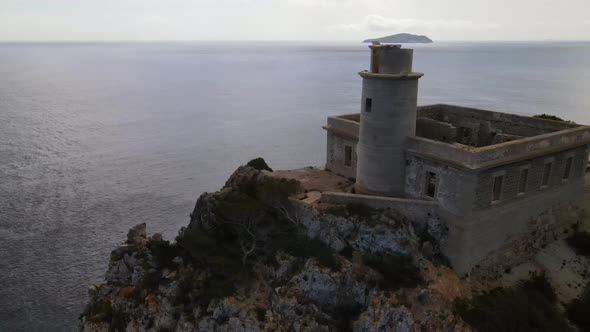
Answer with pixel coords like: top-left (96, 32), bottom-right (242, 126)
top-left (365, 98), bottom-right (372, 113)
top-left (461, 127), bottom-right (472, 138)
top-left (344, 145), bottom-right (352, 167)
top-left (493, 175), bottom-right (504, 202)
top-left (518, 169), bottom-right (529, 194)
top-left (542, 162), bottom-right (552, 187)
top-left (425, 172), bottom-right (437, 198)
top-left (563, 157), bottom-right (573, 180)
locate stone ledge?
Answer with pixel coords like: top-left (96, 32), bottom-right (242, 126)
top-left (359, 70), bottom-right (424, 80)
top-left (320, 192), bottom-right (439, 226)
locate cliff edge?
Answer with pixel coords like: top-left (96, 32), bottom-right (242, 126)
top-left (80, 160), bottom-right (466, 331)
top-left (80, 159), bottom-right (590, 331)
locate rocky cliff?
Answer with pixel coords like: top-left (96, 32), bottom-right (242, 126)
top-left (80, 160), bottom-right (468, 331)
top-left (81, 159), bottom-right (590, 331)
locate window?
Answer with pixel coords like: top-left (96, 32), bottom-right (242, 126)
top-left (344, 145), bottom-right (352, 167)
top-left (518, 168), bottom-right (529, 195)
top-left (541, 162), bottom-right (552, 187)
top-left (424, 172), bottom-right (437, 198)
top-left (563, 157), bottom-right (573, 180)
top-left (492, 175), bottom-right (504, 202)
top-left (461, 127), bottom-right (472, 138)
top-left (365, 98), bottom-right (372, 113)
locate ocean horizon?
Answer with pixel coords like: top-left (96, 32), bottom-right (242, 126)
top-left (1, 40), bottom-right (589, 331)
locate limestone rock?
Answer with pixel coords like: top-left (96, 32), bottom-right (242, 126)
top-left (81, 163), bottom-right (467, 332)
top-left (105, 257), bottom-right (133, 285)
top-left (127, 223), bottom-right (147, 244)
top-left (150, 233), bottom-right (163, 242)
top-left (353, 298), bottom-right (414, 332)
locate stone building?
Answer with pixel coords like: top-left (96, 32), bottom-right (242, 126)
top-left (323, 44), bottom-right (590, 273)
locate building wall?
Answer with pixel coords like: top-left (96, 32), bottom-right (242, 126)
top-left (405, 155), bottom-right (478, 216)
top-left (443, 145), bottom-right (589, 273)
top-left (445, 180), bottom-right (586, 274)
top-left (320, 191), bottom-right (439, 228)
top-left (324, 107), bottom-right (590, 274)
top-left (473, 146), bottom-right (588, 210)
top-left (406, 145), bottom-right (588, 273)
top-left (325, 131), bottom-right (358, 179)
top-left (418, 104), bottom-right (577, 139)
top-left (416, 117), bottom-right (457, 143)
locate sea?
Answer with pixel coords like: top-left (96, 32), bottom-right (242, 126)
top-left (1, 41), bottom-right (589, 331)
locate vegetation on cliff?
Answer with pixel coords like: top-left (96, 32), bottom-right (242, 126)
top-left (454, 274), bottom-right (572, 332)
top-left (567, 231), bottom-right (590, 257)
top-left (80, 159), bottom-right (466, 331)
top-left (80, 158), bottom-right (590, 331)
top-left (533, 113), bottom-right (576, 124)
top-left (566, 285), bottom-right (590, 332)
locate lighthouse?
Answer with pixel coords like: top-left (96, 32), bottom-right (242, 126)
top-left (355, 44), bottom-right (423, 196)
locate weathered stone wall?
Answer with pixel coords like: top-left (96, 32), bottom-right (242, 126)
top-left (323, 105), bottom-right (590, 275)
top-left (320, 191), bottom-right (439, 228)
top-left (326, 114), bottom-right (360, 137)
top-left (405, 146), bottom-right (588, 273)
top-left (491, 133), bottom-right (524, 144)
top-left (407, 126), bottom-right (590, 170)
top-left (416, 117), bottom-right (457, 143)
top-left (473, 146), bottom-right (588, 210)
top-left (404, 155), bottom-right (478, 216)
top-left (325, 131), bottom-right (358, 179)
top-left (468, 202), bottom-right (585, 288)
top-left (446, 181), bottom-right (585, 275)
top-left (418, 104), bottom-right (577, 139)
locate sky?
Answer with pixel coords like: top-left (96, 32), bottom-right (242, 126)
top-left (0, 0), bottom-right (589, 41)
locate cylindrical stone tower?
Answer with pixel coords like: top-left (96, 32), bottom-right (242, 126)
top-left (355, 44), bottom-right (423, 196)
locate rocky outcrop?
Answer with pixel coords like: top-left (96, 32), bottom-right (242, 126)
top-left (80, 161), bottom-right (468, 331)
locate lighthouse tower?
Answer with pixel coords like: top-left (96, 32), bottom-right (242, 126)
top-left (355, 44), bottom-right (423, 196)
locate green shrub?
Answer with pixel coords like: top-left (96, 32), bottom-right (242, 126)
top-left (176, 219), bottom-right (247, 306)
top-left (339, 246), bottom-right (354, 259)
top-left (363, 253), bottom-right (422, 290)
top-left (83, 298), bottom-right (128, 331)
top-left (566, 285), bottom-right (590, 331)
top-left (147, 240), bottom-right (182, 269)
top-left (345, 203), bottom-right (373, 218)
top-left (246, 157), bottom-right (273, 172)
top-left (84, 299), bottom-right (113, 323)
top-left (174, 170), bottom-right (303, 305)
top-left (272, 231), bottom-right (340, 271)
top-left (323, 203), bottom-right (373, 219)
top-left (141, 269), bottom-right (162, 290)
top-left (567, 231), bottom-right (590, 257)
top-left (259, 178), bottom-right (299, 198)
top-left (333, 303), bottom-right (364, 331)
top-left (324, 205), bottom-right (348, 217)
top-left (534, 114), bottom-right (566, 121)
top-left (455, 274), bottom-right (572, 332)
top-left (533, 114), bottom-right (576, 124)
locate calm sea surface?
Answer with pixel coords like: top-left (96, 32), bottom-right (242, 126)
top-left (1, 41), bottom-right (589, 331)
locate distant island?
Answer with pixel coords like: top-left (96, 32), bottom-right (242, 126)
top-left (363, 33), bottom-right (433, 43)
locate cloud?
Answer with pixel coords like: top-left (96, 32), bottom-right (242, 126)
top-left (584, 20), bottom-right (590, 25)
top-left (287, 0), bottom-right (353, 7)
top-left (328, 15), bottom-right (500, 33)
